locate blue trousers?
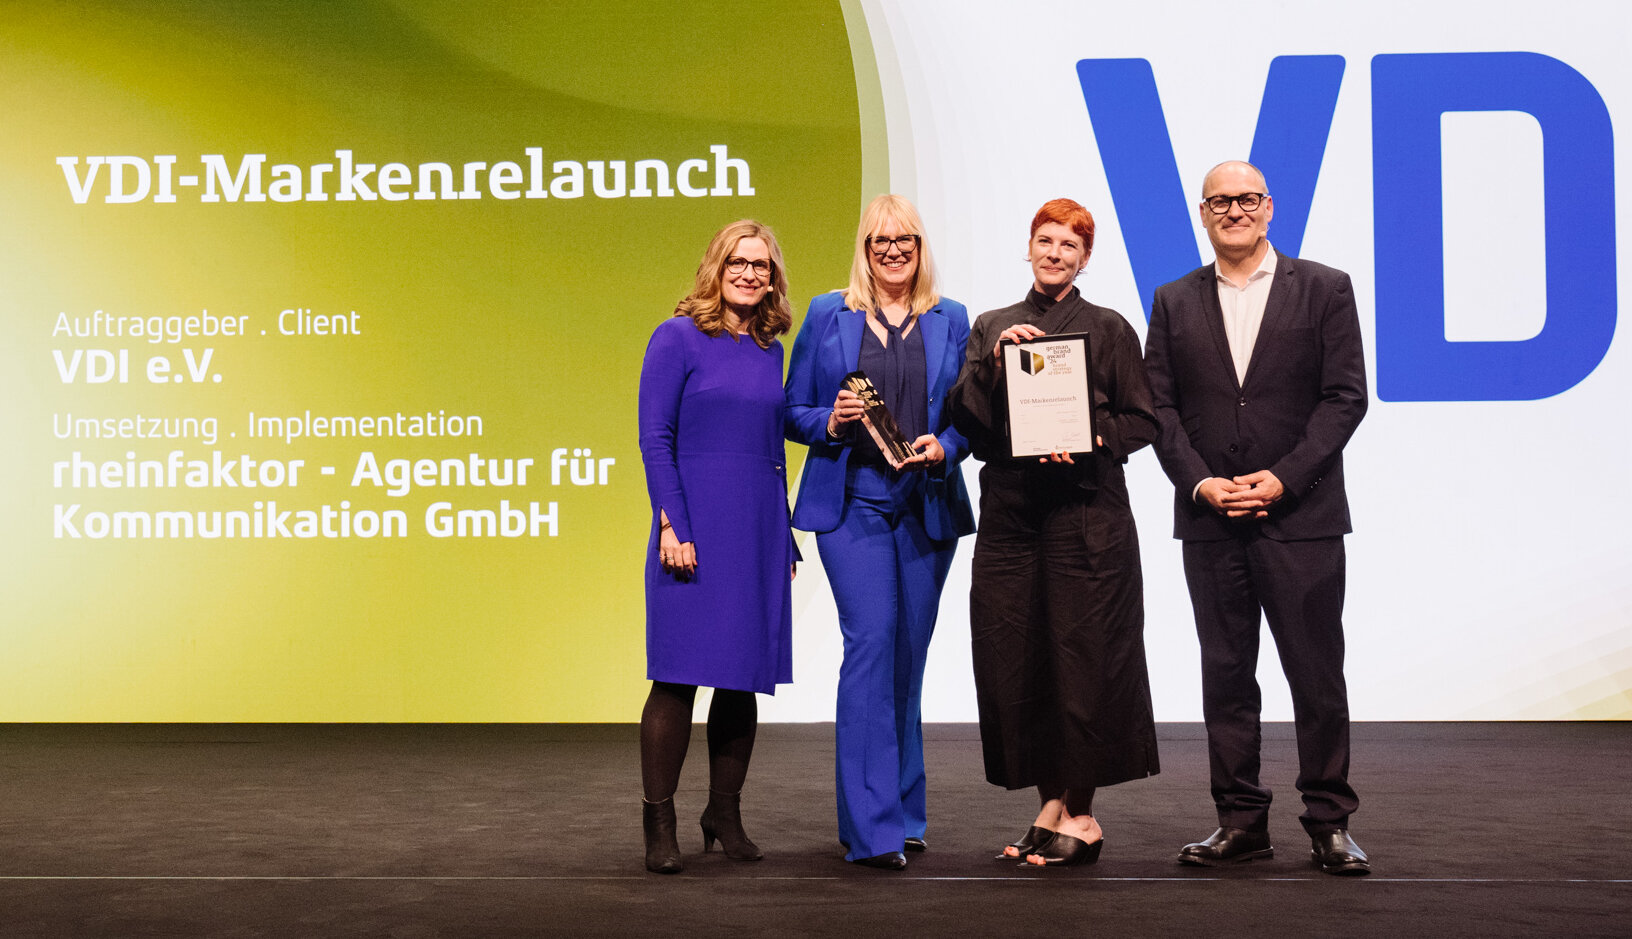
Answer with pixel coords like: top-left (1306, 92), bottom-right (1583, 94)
top-left (817, 465), bottom-right (957, 861)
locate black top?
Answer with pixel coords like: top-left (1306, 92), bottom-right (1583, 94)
top-left (949, 286), bottom-right (1158, 488)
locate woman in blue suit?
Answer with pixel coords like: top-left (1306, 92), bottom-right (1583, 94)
top-left (785, 194), bottom-right (976, 871)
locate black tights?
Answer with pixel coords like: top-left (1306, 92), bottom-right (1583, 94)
top-left (640, 680), bottom-right (758, 802)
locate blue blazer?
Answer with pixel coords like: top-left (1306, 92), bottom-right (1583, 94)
top-left (785, 290), bottom-right (977, 541)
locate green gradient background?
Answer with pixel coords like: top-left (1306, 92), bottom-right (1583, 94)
top-left (0, 0), bottom-right (865, 720)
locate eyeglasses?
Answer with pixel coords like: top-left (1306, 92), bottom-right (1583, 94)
top-left (725, 256), bottom-right (774, 277)
top-left (1204, 193), bottom-right (1267, 214)
top-left (868, 234), bottom-right (920, 255)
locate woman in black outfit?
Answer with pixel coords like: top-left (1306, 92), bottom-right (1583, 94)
top-left (949, 197), bottom-right (1160, 866)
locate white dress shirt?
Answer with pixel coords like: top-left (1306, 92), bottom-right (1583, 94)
top-left (1215, 244), bottom-right (1277, 386)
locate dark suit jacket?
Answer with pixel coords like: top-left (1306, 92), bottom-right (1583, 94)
top-left (784, 290), bottom-right (976, 542)
top-left (1145, 250), bottom-right (1368, 542)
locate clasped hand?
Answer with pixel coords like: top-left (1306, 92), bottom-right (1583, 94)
top-left (1198, 470), bottom-right (1285, 519)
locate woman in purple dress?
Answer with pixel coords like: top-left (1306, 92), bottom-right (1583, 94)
top-left (636, 220), bottom-right (796, 874)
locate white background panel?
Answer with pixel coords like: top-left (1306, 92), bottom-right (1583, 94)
top-left (765, 0), bottom-right (1632, 722)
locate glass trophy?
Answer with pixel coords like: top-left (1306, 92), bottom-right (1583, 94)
top-left (841, 371), bottom-right (918, 469)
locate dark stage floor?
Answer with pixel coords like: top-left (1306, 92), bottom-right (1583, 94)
top-left (1, 722), bottom-right (1628, 937)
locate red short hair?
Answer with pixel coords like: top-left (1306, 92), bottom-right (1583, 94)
top-left (1029, 198), bottom-right (1095, 253)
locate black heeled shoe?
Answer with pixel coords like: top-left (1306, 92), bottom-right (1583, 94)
top-left (642, 798), bottom-right (683, 874)
top-left (996, 825), bottom-right (1055, 860)
top-left (699, 789), bottom-right (762, 861)
top-left (853, 851), bottom-right (907, 870)
top-left (1023, 832), bottom-right (1104, 867)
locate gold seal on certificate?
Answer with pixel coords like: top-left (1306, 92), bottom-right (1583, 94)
top-left (842, 371), bottom-right (918, 469)
top-left (1001, 332), bottom-right (1096, 458)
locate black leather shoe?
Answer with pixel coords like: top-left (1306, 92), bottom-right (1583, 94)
top-left (1023, 832), bottom-right (1104, 867)
top-left (996, 825), bottom-right (1054, 860)
top-left (1311, 829), bottom-right (1371, 875)
top-left (854, 851), bottom-right (907, 871)
top-left (903, 837), bottom-right (927, 853)
top-left (1177, 827), bottom-right (1273, 866)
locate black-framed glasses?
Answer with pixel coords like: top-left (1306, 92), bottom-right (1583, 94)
top-left (725, 256), bottom-right (774, 277)
top-left (868, 234), bottom-right (920, 255)
top-left (1204, 192), bottom-right (1267, 214)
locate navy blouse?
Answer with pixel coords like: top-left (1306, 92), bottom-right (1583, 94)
top-left (852, 313), bottom-right (928, 466)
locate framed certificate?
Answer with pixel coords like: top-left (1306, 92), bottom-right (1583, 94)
top-left (1000, 332), bottom-right (1095, 458)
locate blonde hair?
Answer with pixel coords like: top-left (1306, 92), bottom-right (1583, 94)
top-left (841, 194), bottom-right (941, 317)
top-left (674, 219), bottom-right (793, 348)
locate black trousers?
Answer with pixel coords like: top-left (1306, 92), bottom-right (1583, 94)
top-left (1182, 534), bottom-right (1357, 835)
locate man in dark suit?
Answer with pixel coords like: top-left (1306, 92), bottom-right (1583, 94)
top-left (1144, 161), bottom-right (1371, 875)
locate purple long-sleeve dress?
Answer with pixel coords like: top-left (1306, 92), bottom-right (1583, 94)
top-left (637, 315), bottom-right (794, 695)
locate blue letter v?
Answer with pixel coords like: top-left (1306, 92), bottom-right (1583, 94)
top-left (1077, 56), bottom-right (1345, 320)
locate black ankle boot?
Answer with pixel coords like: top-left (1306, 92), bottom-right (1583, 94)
top-left (642, 798), bottom-right (683, 874)
top-left (699, 789), bottom-right (762, 861)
